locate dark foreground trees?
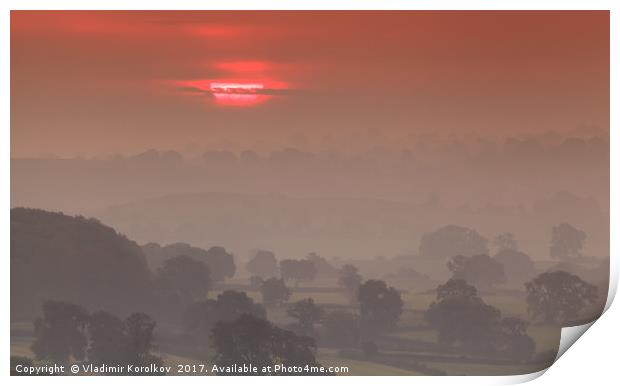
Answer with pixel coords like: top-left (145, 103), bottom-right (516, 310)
top-left (32, 301), bottom-right (90, 363)
top-left (357, 280), bottom-right (403, 337)
top-left (525, 270), bottom-right (598, 324)
top-left (211, 314), bottom-right (322, 375)
top-left (184, 290), bottom-right (266, 356)
top-left (88, 311), bottom-right (164, 371)
top-left (156, 255), bottom-right (211, 303)
top-left (426, 279), bottom-right (535, 360)
top-left (154, 255), bottom-right (211, 322)
top-left (426, 280), bottom-right (500, 353)
top-left (31, 300), bottom-right (163, 371)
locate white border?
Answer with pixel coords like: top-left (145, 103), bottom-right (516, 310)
top-left (2, 1), bottom-right (616, 385)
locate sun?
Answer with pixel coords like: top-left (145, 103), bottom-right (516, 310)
top-left (174, 78), bottom-right (290, 107)
top-left (209, 82), bottom-right (269, 106)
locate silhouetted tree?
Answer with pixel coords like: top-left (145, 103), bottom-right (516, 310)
top-left (493, 250), bottom-right (535, 288)
top-left (205, 246), bottom-right (236, 282)
top-left (525, 270), bottom-right (598, 324)
top-left (305, 252), bottom-right (337, 278)
top-left (419, 225), bottom-right (489, 259)
top-left (493, 232), bottom-right (519, 252)
top-left (156, 255), bottom-right (211, 303)
top-left (88, 311), bottom-right (163, 371)
top-left (260, 278), bottom-right (291, 307)
top-left (270, 329), bottom-right (321, 375)
top-left (124, 312), bottom-right (158, 362)
top-left (426, 281), bottom-right (501, 355)
top-left (447, 254), bottom-right (505, 292)
top-left (427, 279), bottom-right (535, 359)
top-left (287, 298), bottom-right (323, 338)
top-left (550, 223), bottom-right (587, 260)
top-left (246, 250), bottom-right (278, 278)
top-left (357, 280), bottom-right (403, 336)
top-left (185, 290), bottom-right (266, 333)
top-left (185, 290), bottom-right (266, 357)
top-left (87, 311), bottom-right (127, 365)
top-left (146, 243), bottom-right (236, 282)
top-left (338, 264), bottom-right (363, 303)
top-left (320, 311), bottom-right (360, 348)
top-left (31, 301), bottom-right (89, 363)
top-left (280, 259), bottom-right (316, 286)
top-left (211, 314), bottom-right (320, 375)
top-left (154, 255), bottom-right (210, 322)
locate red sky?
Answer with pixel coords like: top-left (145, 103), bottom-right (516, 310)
top-left (11, 11), bottom-right (609, 157)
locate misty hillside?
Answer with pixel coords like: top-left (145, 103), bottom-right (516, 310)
top-left (95, 191), bottom-right (608, 260)
top-left (97, 192), bottom-right (420, 260)
top-left (11, 208), bottom-right (153, 320)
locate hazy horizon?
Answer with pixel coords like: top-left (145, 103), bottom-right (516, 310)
top-left (11, 11), bottom-right (609, 158)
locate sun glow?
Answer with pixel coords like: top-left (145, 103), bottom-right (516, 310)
top-left (174, 78), bottom-right (289, 107)
top-left (209, 82), bottom-right (269, 106)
